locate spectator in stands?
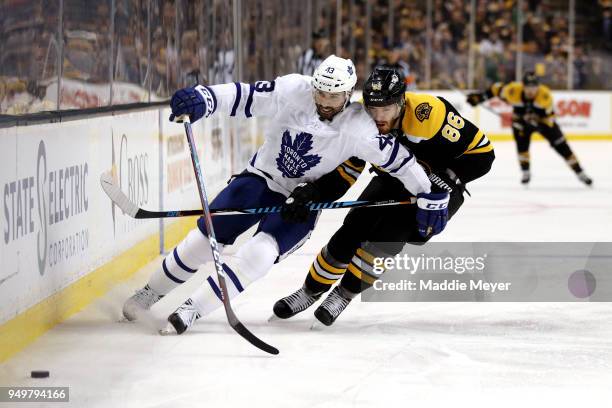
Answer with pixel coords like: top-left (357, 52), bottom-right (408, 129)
top-left (572, 46), bottom-right (589, 89)
top-left (480, 31), bottom-right (504, 57)
top-left (380, 48), bottom-right (409, 78)
top-left (297, 30), bottom-right (330, 76)
top-left (603, 5), bottom-right (612, 48)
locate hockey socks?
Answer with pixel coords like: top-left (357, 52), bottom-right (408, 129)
top-left (304, 245), bottom-right (348, 293)
top-left (170, 232), bottom-right (280, 332)
top-left (518, 151), bottom-right (530, 171)
top-left (315, 246), bottom-right (391, 325)
top-left (148, 228), bottom-right (220, 295)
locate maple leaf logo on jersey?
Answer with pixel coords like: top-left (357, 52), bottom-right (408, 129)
top-left (276, 130), bottom-right (321, 178)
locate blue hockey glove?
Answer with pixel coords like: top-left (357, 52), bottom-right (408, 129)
top-left (169, 85), bottom-right (208, 123)
top-left (416, 192), bottom-right (450, 238)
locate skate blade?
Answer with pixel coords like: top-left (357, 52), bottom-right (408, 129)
top-left (158, 324), bottom-right (177, 336)
top-left (267, 314), bottom-right (281, 323)
top-left (310, 320), bottom-right (323, 330)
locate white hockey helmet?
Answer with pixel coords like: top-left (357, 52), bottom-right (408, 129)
top-left (312, 55), bottom-right (357, 93)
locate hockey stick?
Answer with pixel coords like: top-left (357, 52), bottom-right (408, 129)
top-left (100, 171), bottom-right (416, 219)
top-left (445, 82), bottom-right (501, 117)
top-left (178, 115), bottom-right (279, 355)
top-left (448, 83), bottom-right (543, 129)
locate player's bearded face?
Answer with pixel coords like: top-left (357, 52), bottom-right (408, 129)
top-left (313, 89), bottom-right (348, 120)
top-left (366, 104), bottom-right (402, 134)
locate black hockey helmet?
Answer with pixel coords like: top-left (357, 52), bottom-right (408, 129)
top-left (312, 29), bottom-right (325, 40)
top-left (363, 67), bottom-right (406, 107)
top-left (523, 71), bottom-right (539, 86)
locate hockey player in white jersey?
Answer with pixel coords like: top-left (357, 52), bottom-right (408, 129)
top-left (122, 55), bottom-right (449, 334)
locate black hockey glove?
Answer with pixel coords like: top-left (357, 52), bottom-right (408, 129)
top-left (428, 170), bottom-right (465, 196)
top-left (281, 182), bottom-right (321, 223)
top-left (523, 112), bottom-right (539, 127)
top-left (466, 92), bottom-right (486, 107)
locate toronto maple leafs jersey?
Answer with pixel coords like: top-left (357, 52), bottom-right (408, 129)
top-left (195, 74), bottom-right (431, 196)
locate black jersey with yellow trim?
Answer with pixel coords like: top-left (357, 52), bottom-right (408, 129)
top-left (314, 93), bottom-right (493, 199)
top-left (372, 93), bottom-right (493, 183)
top-left (313, 156), bottom-right (366, 201)
top-left (487, 81), bottom-right (555, 125)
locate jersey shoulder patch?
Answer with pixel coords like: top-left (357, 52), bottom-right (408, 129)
top-left (534, 85), bottom-right (553, 110)
top-left (501, 82), bottom-right (523, 105)
top-left (415, 101), bottom-right (433, 122)
top-left (402, 93), bottom-right (446, 140)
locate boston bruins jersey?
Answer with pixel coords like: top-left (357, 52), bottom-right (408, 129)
top-left (487, 81), bottom-right (555, 126)
top-left (392, 93), bottom-right (494, 182)
top-left (314, 92), bottom-right (494, 200)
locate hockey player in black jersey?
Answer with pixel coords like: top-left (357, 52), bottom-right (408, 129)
top-left (273, 67), bottom-right (495, 326)
top-left (466, 72), bottom-right (592, 186)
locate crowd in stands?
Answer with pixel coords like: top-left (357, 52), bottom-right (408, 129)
top-left (323, 0), bottom-right (610, 90)
top-left (1, 0), bottom-right (610, 114)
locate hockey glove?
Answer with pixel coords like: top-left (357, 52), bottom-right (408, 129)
top-left (523, 112), bottom-right (539, 127)
top-left (466, 92), bottom-right (485, 107)
top-left (429, 170), bottom-right (466, 196)
top-left (281, 182), bottom-right (320, 223)
top-left (416, 191), bottom-right (450, 238)
top-left (169, 85), bottom-right (208, 123)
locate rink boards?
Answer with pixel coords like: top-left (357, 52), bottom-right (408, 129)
top-left (447, 90), bottom-right (612, 140)
top-left (352, 90), bottom-right (612, 140)
top-left (0, 107), bottom-right (260, 361)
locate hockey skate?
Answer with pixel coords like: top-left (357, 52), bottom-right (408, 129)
top-left (313, 285), bottom-right (356, 326)
top-left (520, 170), bottom-right (531, 185)
top-left (577, 171), bottom-right (593, 186)
top-left (160, 298), bottom-right (201, 335)
top-left (122, 285), bottom-right (163, 321)
top-left (272, 286), bottom-right (324, 319)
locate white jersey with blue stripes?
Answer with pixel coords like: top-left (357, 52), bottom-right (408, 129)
top-left (196, 73), bottom-right (431, 196)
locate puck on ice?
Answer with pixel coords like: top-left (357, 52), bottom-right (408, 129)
top-left (31, 370), bottom-right (50, 378)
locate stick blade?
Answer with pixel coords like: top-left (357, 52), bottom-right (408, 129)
top-left (231, 321), bottom-right (279, 355)
top-left (100, 171), bottom-right (139, 217)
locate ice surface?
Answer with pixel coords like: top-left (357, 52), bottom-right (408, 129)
top-left (1, 141), bottom-right (611, 407)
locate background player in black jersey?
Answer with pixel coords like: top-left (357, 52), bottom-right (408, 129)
top-left (466, 72), bottom-right (592, 186)
top-left (273, 67), bottom-right (495, 326)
